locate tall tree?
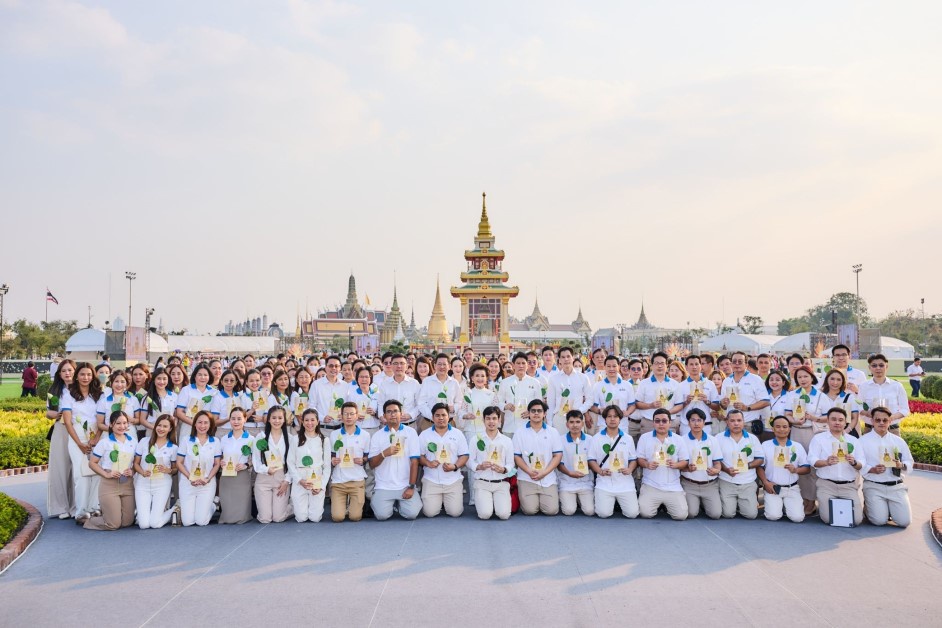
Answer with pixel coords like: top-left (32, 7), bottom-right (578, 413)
top-left (740, 315), bottom-right (764, 334)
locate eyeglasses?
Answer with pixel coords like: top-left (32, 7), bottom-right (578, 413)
top-left (653, 419), bottom-right (669, 424)
top-left (529, 409), bottom-right (545, 414)
top-left (630, 367), bottom-right (643, 371)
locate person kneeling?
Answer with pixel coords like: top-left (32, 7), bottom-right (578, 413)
top-left (589, 405), bottom-right (639, 518)
top-left (557, 411), bottom-right (595, 516)
top-left (84, 411), bottom-right (137, 530)
top-left (681, 408), bottom-right (723, 519)
top-left (420, 403), bottom-right (468, 518)
top-left (368, 400), bottom-right (422, 521)
top-left (860, 407), bottom-right (912, 527)
top-left (512, 400), bottom-right (563, 516)
top-left (467, 406), bottom-right (514, 520)
top-left (757, 416), bottom-right (810, 523)
top-left (330, 402), bottom-right (372, 522)
top-left (808, 408), bottom-right (865, 526)
top-left (636, 408), bottom-right (689, 520)
top-left (717, 410), bottom-right (764, 519)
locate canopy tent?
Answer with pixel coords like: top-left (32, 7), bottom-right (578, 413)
top-left (819, 336), bottom-right (915, 360)
top-left (64, 329), bottom-right (170, 363)
top-left (699, 333), bottom-right (784, 354)
top-left (165, 335), bottom-right (279, 356)
top-left (772, 332), bottom-right (817, 354)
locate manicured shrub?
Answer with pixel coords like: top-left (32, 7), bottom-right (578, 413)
top-left (0, 492), bottom-right (28, 548)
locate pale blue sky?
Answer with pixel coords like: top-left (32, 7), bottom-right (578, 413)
top-left (1, 1), bottom-right (940, 334)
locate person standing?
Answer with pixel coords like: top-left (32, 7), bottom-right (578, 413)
top-left (497, 353), bottom-right (543, 438)
top-left (368, 400), bottom-right (422, 520)
top-left (717, 351), bottom-right (770, 438)
top-left (376, 354), bottom-right (421, 431)
top-left (419, 403), bottom-right (469, 518)
top-left (512, 400), bottom-right (563, 516)
top-left (46, 359), bottom-right (76, 519)
top-left (858, 354), bottom-right (909, 435)
top-left (312, 355), bottom-right (349, 435)
top-left (634, 352), bottom-right (683, 437)
top-left (61, 363), bottom-right (104, 522)
top-left (808, 408), bottom-right (866, 526)
top-left (588, 356), bottom-right (637, 436)
top-left (547, 347), bottom-right (592, 433)
top-left (417, 353), bottom-right (460, 434)
top-left (21, 361), bottom-right (39, 397)
top-left (860, 407), bottom-right (913, 527)
top-left (906, 357), bottom-right (925, 398)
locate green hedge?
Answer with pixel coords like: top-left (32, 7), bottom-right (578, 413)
top-left (0, 435), bottom-right (50, 469)
top-left (0, 492), bottom-right (28, 549)
top-left (36, 374), bottom-right (52, 400)
top-left (0, 398), bottom-right (47, 412)
top-left (902, 432), bottom-right (942, 466)
top-left (921, 375), bottom-right (942, 400)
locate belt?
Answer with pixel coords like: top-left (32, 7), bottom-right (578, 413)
top-left (682, 477), bottom-right (717, 485)
top-left (889, 424), bottom-right (900, 430)
top-left (628, 418), bottom-right (641, 424)
top-left (774, 481), bottom-right (799, 488)
top-left (865, 479), bottom-right (903, 486)
top-left (400, 420), bottom-right (416, 426)
top-left (823, 479), bottom-right (853, 485)
top-left (478, 478), bottom-right (504, 484)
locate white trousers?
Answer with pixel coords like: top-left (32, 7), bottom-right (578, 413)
top-left (595, 488), bottom-right (640, 519)
top-left (290, 481), bottom-right (327, 523)
top-left (863, 481), bottom-right (911, 528)
top-left (179, 477), bottom-right (216, 526)
top-left (473, 480), bottom-right (512, 520)
top-left (763, 484), bottom-right (804, 523)
top-left (134, 478), bottom-right (174, 529)
top-left (559, 488), bottom-right (595, 516)
top-left (67, 438), bottom-right (99, 515)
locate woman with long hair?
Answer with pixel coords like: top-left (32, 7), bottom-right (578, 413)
top-left (139, 369), bottom-right (178, 439)
top-left (252, 406), bottom-right (292, 523)
top-left (166, 363), bottom-right (188, 394)
top-left (210, 369), bottom-right (243, 437)
top-left (785, 366), bottom-right (820, 515)
top-left (267, 368), bottom-right (293, 428)
top-left (133, 414), bottom-right (177, 529)
top-left (240, 368), bottom-right (268, 435)
top-left (62, 363), bottom-right (104, 522)
top-left (175, 410), bottom-right (221, 526)
top-left (46, 358), bottom-right (76, 519)
top-left (288, 408), bottom-right (331, 522)
top-left (290, 367), bottom-right (314, 431)
top-left (174, 363), bottom-right (216, 444)
top-left (95, 370), bottom-right (140, 440)
top-left (218, 407), bottom-right (254, 524)
top-left (83, 410), bottom-right (137, 530)
top-left (817, 369), bottom-right (860, 437)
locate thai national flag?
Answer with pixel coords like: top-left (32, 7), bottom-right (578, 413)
top-left (46, 288), bottom-right (58, 305)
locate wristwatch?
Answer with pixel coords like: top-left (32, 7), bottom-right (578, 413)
top-left (407, 483), bottom-right (416, 490)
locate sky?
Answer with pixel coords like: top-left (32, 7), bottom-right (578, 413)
top-left (1, 0), bottom-right (940, 335)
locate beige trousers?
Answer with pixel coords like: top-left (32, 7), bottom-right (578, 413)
top-left (84, 476), bottom-right (135, 531)
top-left (638, 484), bottom-right (688, 520)
top-left (681, 478), bottom-right (722, 519)
top-left (330, 480), bottom-right (366, 522)
top-left (719, 480), bottom-right (759, 519)
top-left (862, 481), bottom-right (911, 528)
top-left (517, 481), bottom-right (559, 516)
top-left (254, 469), bottom-right (291, 524)
top-left (422, 479), bottom-right (464, 518)
top-left (815, 478), bottom-right (864, 526)
top-left (473, 480), bottom-right (511, 520)
top-left (559, 489), bottom-right (595, 516)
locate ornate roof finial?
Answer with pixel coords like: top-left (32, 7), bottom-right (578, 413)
top-left (477, 191), bottom-right (492, 239)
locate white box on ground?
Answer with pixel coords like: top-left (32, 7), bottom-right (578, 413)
top-left (829, 498), bottom-right (855, 527)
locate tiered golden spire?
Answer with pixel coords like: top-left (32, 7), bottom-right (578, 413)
top-left (476, 191), bottom-right (492, 239)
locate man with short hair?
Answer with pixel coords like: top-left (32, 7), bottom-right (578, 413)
top-left (330, 402), bottom-right (372, 522)
top-left (547, 347), bottom-right (592, 433)
top-left (674, 355), bottom-right (714, 437)
top-left (858, 354), bottom-right (909, 435)
top-left (717, 409), bottom-right (764, 519)
top-left (860, 407), bottom-right (913, 527)
top-left (906, 357), bottom-right (925, 398)
top-left (589, 355), bottom-right (636, 436)
top-left (828, 344), bottom-right (867, 394)
top-left (557, 411), bottom-right (595, 516)
top-left (537, 346), bottom-right (558, 382)
top-left (374, 352), bottom-right (394, 387)
top-left (417, 353), bottom-right (460, 433)
top-left (513, 399), bottom-right (563, 516)
top-left (313, 355), bottom-right (349, 434)
top-left (636, 408), bottom-right (689, 520)
top-left (376, 354), bottom-right (421, 429)
top-left (497, 353), bottom-right (542, 437)
top-left (756, 354), bottom-right (772, 381)
top-left (809, 407), bottom-right (865, 526)
top-left (368, 400), bottom-right (422, 520)
top-left (716, 355), bottom-right (732, 377)
top-left (589, 406), bottom-right (639, 519)
top-left (700, 354), bottom-right (715, 379)
top-left (634, 352), bottom-right (682, 437)
top-left (525, 351), bottom-right (540, 379)
top-left (419, 403), bottom-right (469, 518)
top-left (717, 351), bottom-right (770, 437)
top-left (681, 408), bottom-right (723, 520)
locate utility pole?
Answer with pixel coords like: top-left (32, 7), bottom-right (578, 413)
top-left (125, 272), bottom-right (136, 328)
top-left (852, 264), bottom-right (862, 357)
top-left (0, 283), bottom-right (9, 385)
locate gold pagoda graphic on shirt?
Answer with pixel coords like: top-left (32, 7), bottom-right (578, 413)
top-left (451, 193), bottom-right (520, 351)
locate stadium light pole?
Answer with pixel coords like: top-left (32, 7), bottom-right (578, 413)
top-left (852, 264), bottom-right (862, 356)
top-left (0, 283), bottom-right (9, 385)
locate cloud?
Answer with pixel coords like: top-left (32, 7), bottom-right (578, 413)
top-left (2, 0), bottom-right (128, 55)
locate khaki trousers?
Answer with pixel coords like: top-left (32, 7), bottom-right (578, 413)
top-left (719, 480), bottom-right (759, 519)
top-left (473, 480), bottom-right (512, 520)
top-left (681, 478), bottom-right (722, 519)
top-left (595, 488), bottom-right (639, 519)
top-left (638, 484), bottom-right (688, 520)
top-left (815, 478), bottom-right (864, 526)
top-left (254, 470), bottom-right (290, 523)
top-left (84, 476), bottom-right (135, 531)
top-left (790, 427), bottom-right (816, 500)
top-left (330, 480), bottom-right (366, 522)
top-left (517, 481), bottom-right (560, 516)
top-left (559, 489), bottom-right (595, 516)
top-left (862, 481), bottom-right (911, 527)
top-left (763, 484), bottom-right (804, 523)
top-left (422, 479), bottom-right (464, 518)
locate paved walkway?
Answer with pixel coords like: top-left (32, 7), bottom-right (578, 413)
top-left (2, 472), bottom-right (941, 627)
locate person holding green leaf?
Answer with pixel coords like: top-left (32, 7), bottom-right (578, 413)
top-left (589, 405), bottom-right (640, 519)
top-left (288, 408), bottom-right (332, 523)
top-left (418, 353), bottom-right (460, 434)
top-left (376, 354), bottom-right (421, 430)
top-left (83, 411), bottom-right (137, 530)
top-left (818, 369), bottom-right (861, 437)
top-left (210, 369), bottom-right (244, 438)
top-left (95, 370), bottom-right (141, 442)
top-left (466, 406), bottom-right (514, 520)
top-left (46, 358), bottom-right (76, 520)
top-left (368, 400), bottom-right (423, 520)
top-left (266, 368), bottom-right (294, 429)
top-left (785, 366), bottom-right (821, 515)
top-left (681, 408), bottom-right (723, 520)
top-left (420, 403), bottom-right (470, 518)
top-left (860, 407), bottom-right (913, 527)
top-left (634, 352), bottom-right (683, 437)
top-left (219, 407), bottom-right (255, 524)
top-left (289, 366), bottom-right (314, 430)
top-left (252, 406), bottom-right (292, 524)
top-left (62, 362), bottom-right (105, 521)
top-left (174, 363), bottom-right (216, 445)
top-left (313, 355), bottom-right (351, 436)
top-left (636, 408), bottom-right (689, 520)
top-left (176, 411), bottom-right (222, 527)
top-left (557, 411), bottom-right (595, 516)
top-left (132, 414), bottom-right (177, 529)
top-left (330, 402), bottom-right (372, 522)
top-left (139, 369), bottom-right (178, 440)
top-left (808, 408), bottom-right (865, 525)
top-left (717, 409), bottom-right (764, 519)
top-left (512, 399), bottom-right (563, 516)
top-left (674, 355), bottom-right (714, 438)
top-left (547, 347), bottom-right (592, 434)
top-left (717, 351), bottom-right (770, 440)
top-left (757, 416), bottom-right (810, 523)
top-left (239, 369), bottom-right (267, 434)
top-left (497, 352), bottom-right (542, 438)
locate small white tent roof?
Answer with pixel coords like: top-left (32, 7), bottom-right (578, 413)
top-left (699, 333), bottom-right (784, 354)
top-left (819, 336), bottom-right (915, 360)
top-left (65, 328), bottom-right (106, 353)
top-left (772, 332), bottom-right (816, 354)
top-left (165, 335), bottom-right (279, 355)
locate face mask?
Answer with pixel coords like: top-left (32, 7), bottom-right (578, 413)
top-left (99, 373), bottom-right (108, 384)
top-left (289, 377), bottom-right (296, 387)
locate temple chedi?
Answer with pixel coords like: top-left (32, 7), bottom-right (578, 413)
top-left (427, 276), bottom-right (450, 343)
top-left (450, 193), bottom-right (519, 350)
top-left (380, 282), bottom-right (404, 345)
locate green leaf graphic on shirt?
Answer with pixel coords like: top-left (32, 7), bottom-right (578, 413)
top-left (741, 446), bottom-right (753, 456)
top-left (561, 389), bottom-right (570, 397)
top-left (241, 445), bottom-right (251, 456)
top-left (256, 439), bottom-right (269, 452)
top-left (666, 444), bottom-right (676, 455)
top-left (332, 439), bottom-right (343, 451)
top-left (201, 395), bottom-right (213, 404)
top-left (476, 437), bottom-right (486, 451)
top-left (427, 442), bottom-right (438, 452)
top-left (302, 455), bottom-right (313, 467)
top-left (111, 402), bottom-right (121, 412)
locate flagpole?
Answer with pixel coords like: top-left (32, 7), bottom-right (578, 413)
top-left (45, 292), bottom-right (48, 325)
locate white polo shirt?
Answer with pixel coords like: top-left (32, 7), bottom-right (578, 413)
top-left (458, 387), bottom-right (499, 433)
top-left (860, 431), bottom-right (913, 482)
top-left (636, 430), bottom-right (688, 492)
top-left (589, 428), bottom-right (638, 494)
top-left (857, 378), bottom-right (909, 426)
top-left (134, 436), bottom-right (177, 486)
top-left (717, 430), bottom-right (764, 484)
top-left (92, 432), bottom-right (137, 472)
top-left (329, 425), bottom-right (371, 483)
top-left (720, 373), bottom-right (770, 425)
top-left (417, 375), bottom-right (460, 420)
top-left (176, 384), bottom-right (217, 442)
top-left (177, 435), bottom-right (221, 476)
top-left (239, 389), bottom-right (269, 428)
top-left (497, 374), bottom-right (543, 434)
top-left (547, 369), bottom-right (593, 421)
top-left (312, 377), bottom-right (350, 428)
top-left (467, 431), bottom-right (514, 482)
top-left (140, 390), bottom-right (178, 428)
top-left (674, 376), bottom-right (715, 435)
top-left (591, 377), bottom-right (636, 426)
top-left (96, 392), bottom-right (141, 430)
top-left (808, 432), bottom-right (864, 482)
top-left (558, 431), bottom-right (594, 493)
top-left (61, 389), bottom-right (100, 443)
top-left (681, 432), bottom-right (722, 482)
top-left (906, 364), bottom-right (924, 381)
top-left (635, 376), bottom-right (680, 421)
top-left (289, 390), bottom-right (314, 424)
top-left (220, 429), bottom-right (255, 469)
top-left (419, 425), bottom-right (469, 486)
top-left (345, 383), bottom-right (380, 429)
top-left (760, 438), bottom-right (809, 486)
top-left (210, 390), bottom-right (243, 427)
top-left (369, 424), bottom-right (419, 491)
top-left (512, 422), bottom-right (563, 488)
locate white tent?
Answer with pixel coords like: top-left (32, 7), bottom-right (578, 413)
top-left (819, 336), bottom-right (915, 360)
top-left (772, 332), bottom-right (816, 354)
top-left (66, 329), bottom-right (175, 363)
top-left (699, 333), bottom-right (784, 354)
top-left (165, 335), bottom-right (279, 356)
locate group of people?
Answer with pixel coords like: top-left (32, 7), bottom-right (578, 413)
top-left (42, 345), bottom-right (914, 532)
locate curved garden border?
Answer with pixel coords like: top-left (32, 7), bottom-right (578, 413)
top-left (0, 499), bottom-right (44, 575)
